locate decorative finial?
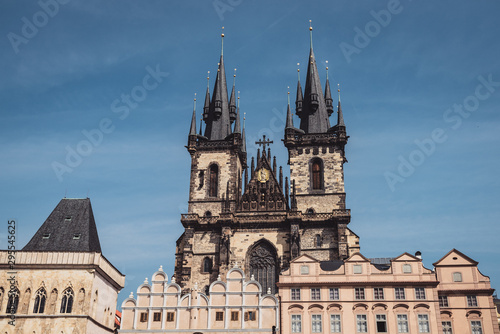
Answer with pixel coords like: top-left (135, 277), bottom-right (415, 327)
top-left (233, 68), bottom-right (237, 85)
top-left (221, 26), bottom-right (224, 55)
top-left (297, 62), bottom-right (300, 81)
top-left (237, 90), bottom-right (240, 108)
top-left (309, 20), bottom-right (313, 50)
top-left (337, 83), bottom-right (341, 102)
top-left (129, 291), bottom-right (134, 298)
top-left (267, 287), bottom-right (272, 294)
top-left (193, 92), bottom-right (197, 108)
top-left (217, 274), bottom-right (221, 281)
top-left (207, 71), bottom-right (210, 88)
top-left (251, 274), bottom-right (255, 280)
top-left (159, 265), bottom-right (163, 272)
top-left (171, 276), bottom-right (176, 283)
top-left (144, 277), bottom-right (148, 284)
top-left (287, 86), bottom-right (290, 105)
top-left (326, 60), bottom-right (329, 80)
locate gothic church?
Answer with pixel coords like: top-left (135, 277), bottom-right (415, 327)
top-left (175, 27), bottom-right (359, 296)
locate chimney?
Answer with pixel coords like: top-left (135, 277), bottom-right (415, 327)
top-left (415, 251), bottom-right (422, 260)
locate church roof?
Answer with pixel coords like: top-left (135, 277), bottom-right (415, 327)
top-left (23, 198), bottom-right (102, 252)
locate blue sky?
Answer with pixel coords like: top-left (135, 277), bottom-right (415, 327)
top-left (1, 1), bottom-right (499, 309)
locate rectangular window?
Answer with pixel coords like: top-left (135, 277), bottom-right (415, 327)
top-left (216, 311), bottom-right (224, 321)
top-left (166, 312), bottom-right (174, 322)
top-left (140, 312), bottom-right (148, 322)
top-left (353, 264), bottom-right (362, 274)
top-left (291, 314), bottom-right (302, 333)
top-left (471, 320), bottom-right (482, 334)
top-left (42, 233), bottom-right (51, 239)
top-left (311, 288), bottom-right (321, 300)
top-left (439, 295), bottom-right (449, 307)
top-left (418, 314), bottom-right (430, 333)
top-left (453, 272), bottom-right (462, 282)
top-left (153, 312), bottom-right (161, 322)
top-left (376, 314), bottom-right (387, 333)
top-left (231, 311), bottom-right (239, 321)
top-left (442, 321), bottom-right (453, 334)
top-left (291, 288), bottom-right (301, 301)
top-left (467, 295), bottom-right (478, 307)
top-left (356, 314), bottom-right (368, 333)
top-left (330, 288), bottom-right (339, 300)
top-left (415, 287), bottom-right (426, 300)
top-left (374, 287), bottom-right (384, 300)
top-left (355, 287), bottom-right (365, 300)
top-left (397, 314), bottom-right (409, 333)
top-left (245, 311), bottom-right (256, 321)
top-left (65, 215), bottom-right (72, 222)
top-left (312, 314), bottom-right (322, 333)
top-left (73, 233), bottom-right (81, 240)
top-left (301, 265), bottom-right (309, 275)
top-left (403, 264), bottom-right (412, 273)
top-left (330, 314), bottom-right (341, 333)
top-left (395, 287), bottom-right (405, 300)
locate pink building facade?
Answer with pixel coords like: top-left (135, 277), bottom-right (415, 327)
top-left (278, 250), bottom-right (498, 334)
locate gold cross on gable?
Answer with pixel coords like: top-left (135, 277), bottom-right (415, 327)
top-left (255, 135), bottom-right (273, 150)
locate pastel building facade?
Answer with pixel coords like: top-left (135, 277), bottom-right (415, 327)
top-left (120, 266), bottom-right (279, 333)
top-left (278, 250), bottom-right (499, 334)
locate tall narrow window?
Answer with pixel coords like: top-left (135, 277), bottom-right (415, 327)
top-left (60, 288), bottom-right (74, 313)
top-left (397, 314), bottom-right (409, 333)
top-left (356, 314), bottom-right (368, 333)
top-left (291, 314), bottom-right (302, 333)
top-left (471, 321), bottom-right (482, 334)
top-left (6, 288), bottom-right (19, 314)
top-left (315, 234), bottom-right (322, 247)
top-left (312, 159), bottom-right (322, 190)
top-left (33, 288), bottom-right (47, 314)
top-left (417, 314), bottom-right (430, 333)
top-left (376, 314), bottom-right (388, 333)
top-left (203, 257), bottom-right (212, 273)
top-left (209, 164), bottom-right (218, 197)
top-left (442, 321), bottom-right (453, 334)
top-left (331, 314), bottom-right (341, 333)
top-left (311, 314), bottom-right (322, 333)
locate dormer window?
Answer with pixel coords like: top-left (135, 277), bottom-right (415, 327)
top-left (65, 216), bottom-right (72, 223)
top-left (403, 264), bottom-right (412, 273)
top-left (42, 233), bottom-right (50, 239)
top-left (73, 234), bottom-right (81, 240)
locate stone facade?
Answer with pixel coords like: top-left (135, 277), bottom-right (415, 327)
top-left (120, 265), bottom-right (278, 333)
top-left (278, 251), bottom-right (499, 334)
top-left (0, 251), bottom-right (125, 334)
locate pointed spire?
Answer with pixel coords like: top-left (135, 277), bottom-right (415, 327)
top-left (189, 93), bottom-right (197, 136)
top-left (229, 68), bottom-right (237, 122)
top-left (279, 166), bottom-right (283, 190)
top-left (203, 71), bottom-right (210, 119)
top-left (295, 63), bottom-right (303, 116)
top-left (285, 177), bottom-right (289, 208)
top-left (199, 112), bottom-right (203, 135)
top-left (286, 88), bottom-right (294, 129)
top-left (251, 157), bottom-right (255, 178)
top-left (241, 110), bottom-right (247, 153)
top-left (273, 156), bottom-right (277, 175)
top-left (325, 61), bottom-right (333, 116)
top-left (337, 83), bottom-right (345, 127)
top-left (233, 91), bottom-right (241, 134)
top-left (244, 167), bottom-right (248, 191)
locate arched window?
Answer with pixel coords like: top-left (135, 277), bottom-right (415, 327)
top-left (248, 240), bottom-right (278, 294)
top-left (209, 164), bottom-right (218, 197)
top-left (6, 288), bottom-right (19, 314)
top-left (203, 257), bottom-right (213, 273)
top-left (312, 159), bottom-right (323, 190)
top-left (33, 288), bottom-right (47, 314)
top-left (315, 234), bottom-right (322, 247)
top-left (60, 288), bottom-right (74, 313)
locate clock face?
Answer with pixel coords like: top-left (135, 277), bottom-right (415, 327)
top-left (257, 168), bottom-right (270, 183)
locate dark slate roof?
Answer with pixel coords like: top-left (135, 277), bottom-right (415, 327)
top-left (370, 257), bottom-right (393, 271)
top-left (320, 260), bottom-right (344, 271)
top-left (23, 198), bottom-right (102, 252)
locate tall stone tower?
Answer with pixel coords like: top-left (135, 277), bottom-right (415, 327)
top-left (175, 27), bottom-right (358, 296)
top-left (283, 24), bottom-right (351, 259)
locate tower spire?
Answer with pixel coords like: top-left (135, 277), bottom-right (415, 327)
top-left (295, 63), bottom-right (303, 117)
top-left (229, 68), bottom-right (237, 122)
top-left (285, 87), bottom-right (294, 129)
top-left (337, 83), bottom-right (345, 127)
top-left (189, 93), bottom-right (197, 136)
top-left (324, 61), bottom-right (334, 116)
top-left (241, 111), bottom-right (247, 153)
top-left (233, 91), bottom-right (241, 134)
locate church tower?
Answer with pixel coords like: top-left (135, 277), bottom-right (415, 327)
top-left (283, 23), bottom-right (352, 259)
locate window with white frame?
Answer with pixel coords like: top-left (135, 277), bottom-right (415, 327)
top-left (418, 314), bottom-right (430, 333)
top-left (353, 264), bottom-right (362, 274)
top-left (397, 314), bottom-right (409, 333)
top-left (442, 321), bottom-right (453, 334)
top-left (355, 287), bottom-right (365, 300)
top-left (330, 314), bottom-right (341, 333)
top-left (291, 288), bottom-right (301, 301)
top-left (452, 272), bottom-right (462, 282)
top-left (439, 295), bottom-right (449, 307)
top-left (312, 314), bottom-right (322, 333)
top-left (471, 320), bottom-right (482, 334)
top-left (356, 314), bottom-right (368, 333)
top-left (291, 314), bottom-right (302, 333)
top-left (311, 288), bottom-right (321, 300)
top-left (395, 287), bottom-right (405, 300)
top-left (374, 287), bottom-right (384, 300)
top-left (467, 295), bottom-right (478, 307)
top-left (415, 287), bottom-right (426, 300)
top-left (329, 288), bottom-right (339, 300)
top-left (376, 314), bottom-right (388, 333)
top-left (403, 264), bottom-right (412, 273)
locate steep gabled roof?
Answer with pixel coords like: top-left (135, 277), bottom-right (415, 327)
top-left (433, 248), bottom-right (479, 267)
top-left (392, 252), bottom-right (421, 262)
top-left (23, 198), bottom-right (102, 252)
